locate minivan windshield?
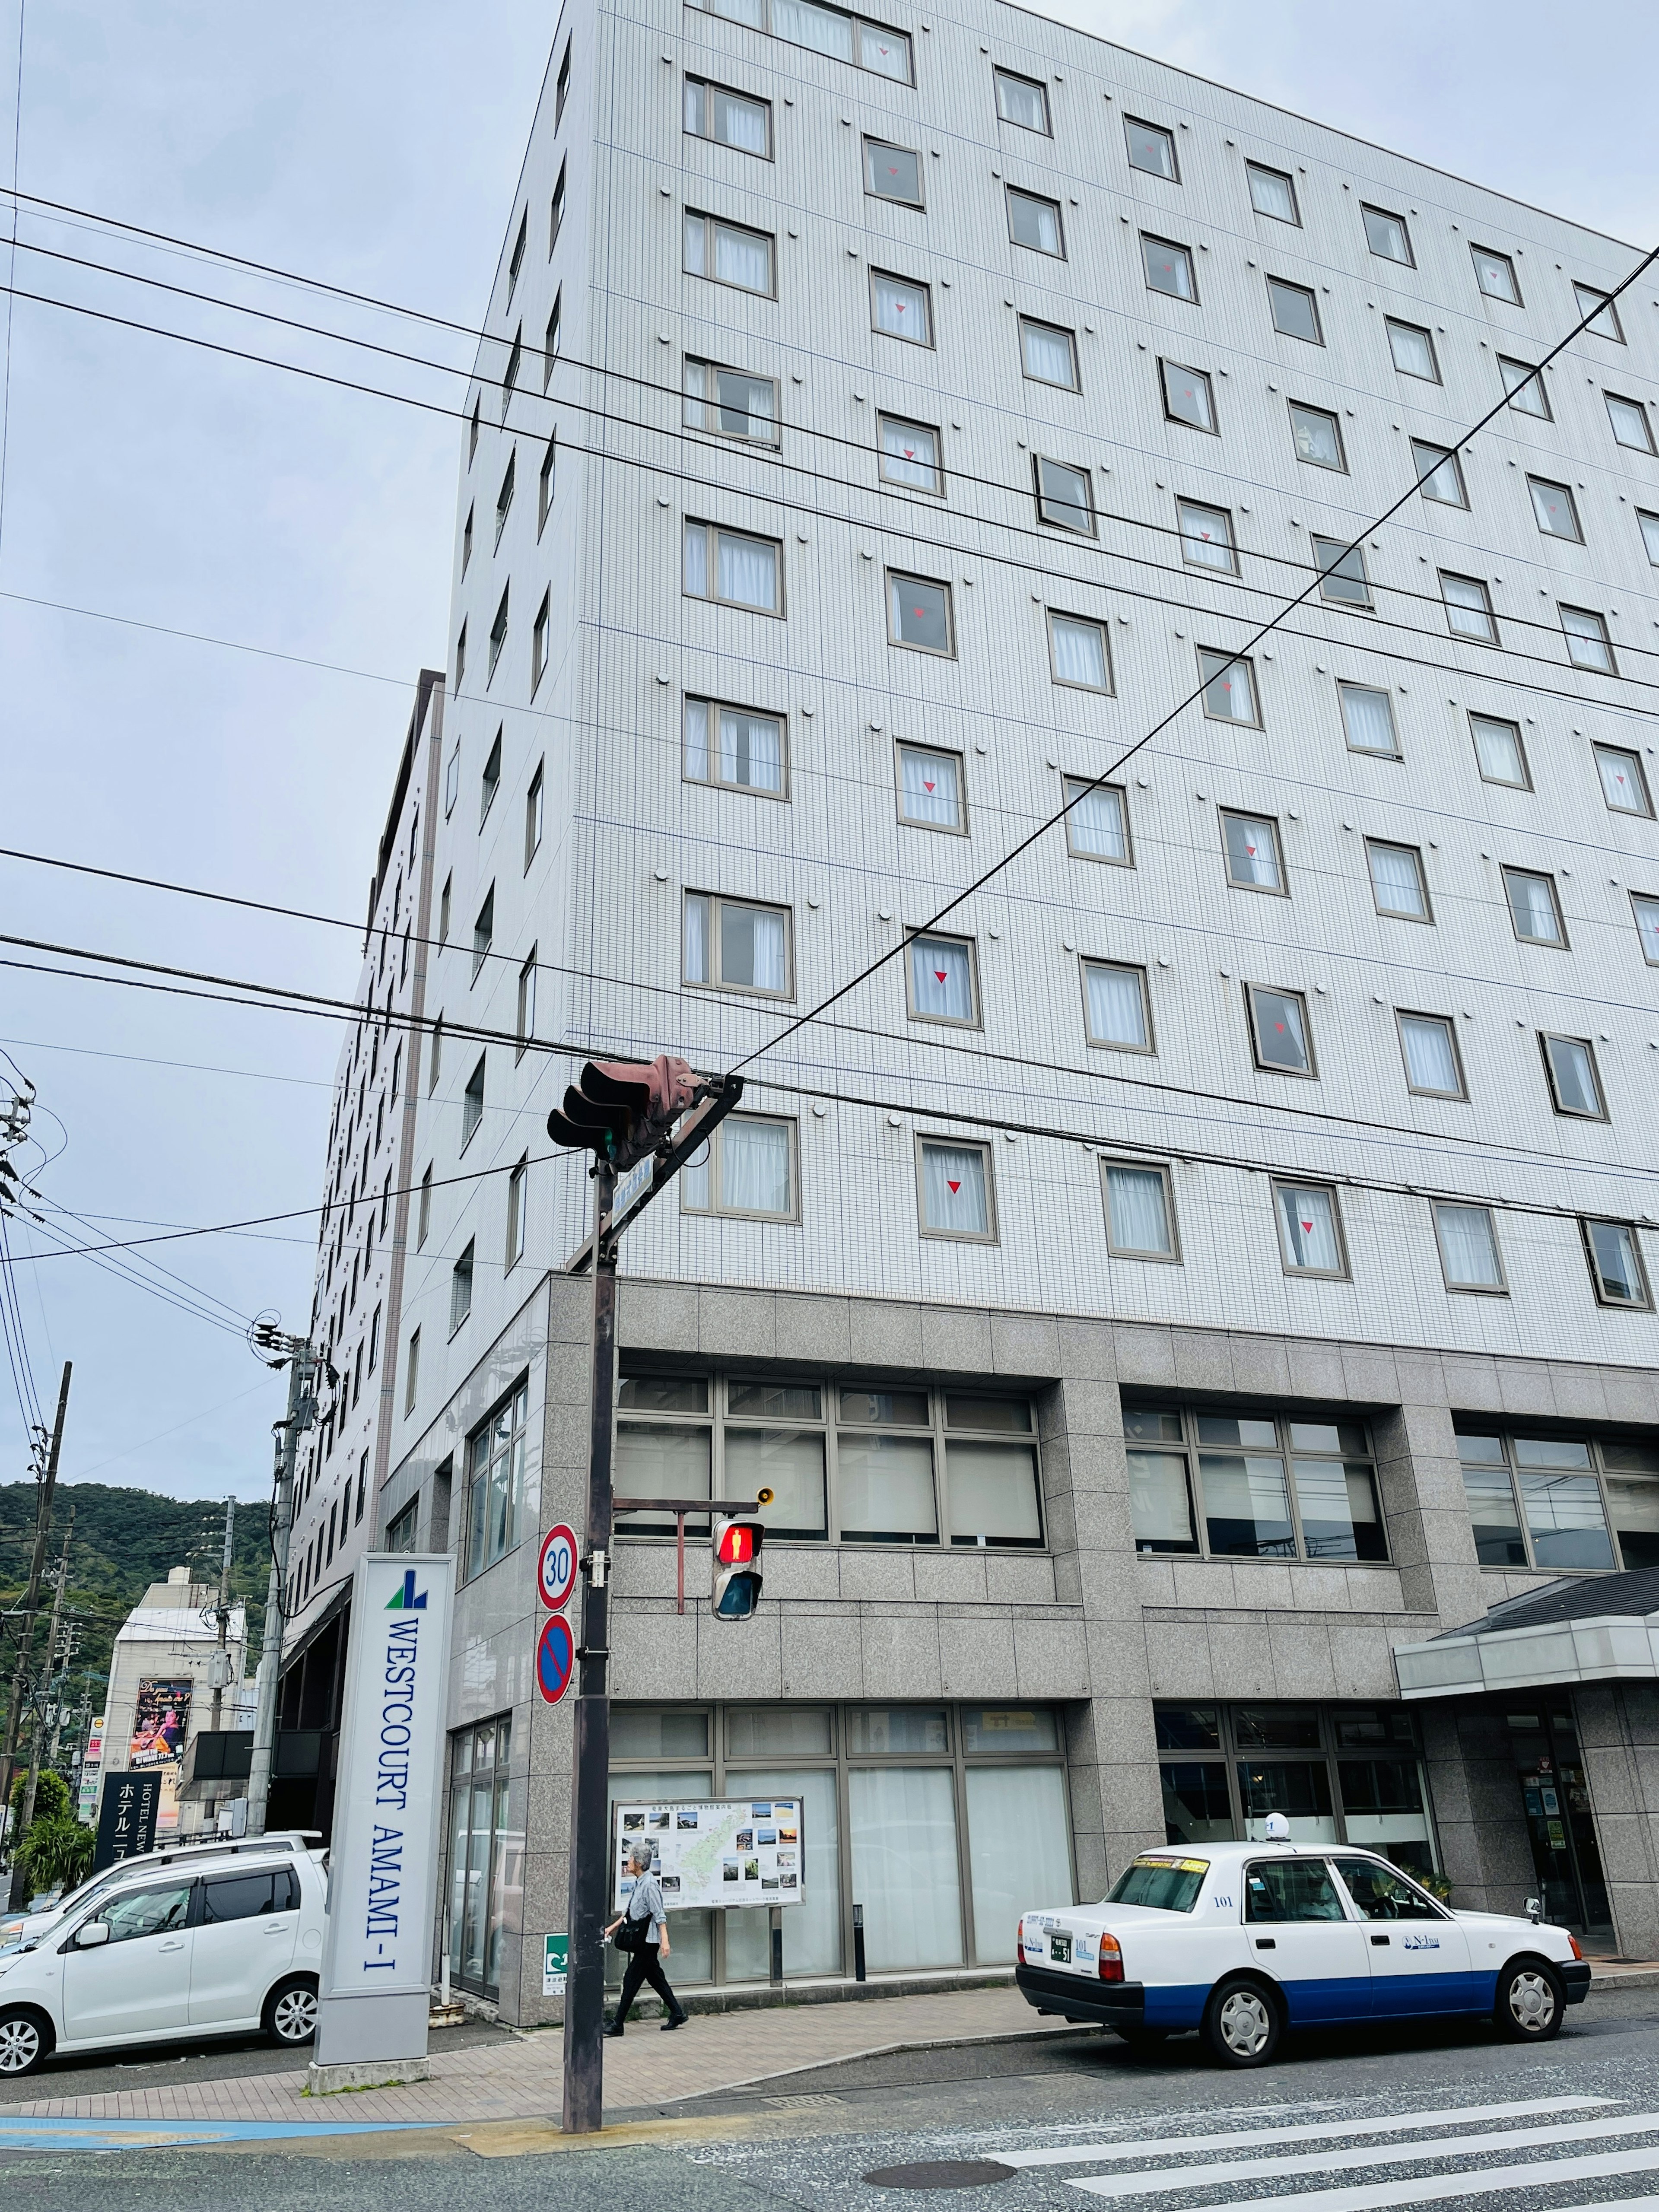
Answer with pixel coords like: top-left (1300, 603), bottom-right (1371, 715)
top-left (1108, 1855), bottom-right (1208, 1913)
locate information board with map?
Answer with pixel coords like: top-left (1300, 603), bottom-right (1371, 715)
top-left (613, 1797), bottom-right (804, 1913)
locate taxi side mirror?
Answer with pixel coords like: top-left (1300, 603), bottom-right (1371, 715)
top-left (1525, 1897), bottom-right (1542, 1923)
top-left (74, 1921), bottom-right (111, 1948)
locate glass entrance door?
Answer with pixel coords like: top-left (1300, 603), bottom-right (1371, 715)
top-left (1506, 1707), bottom-right (1612, 1943)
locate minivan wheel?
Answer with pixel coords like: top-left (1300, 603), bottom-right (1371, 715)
top-left (1203, 1977), bottom-right (1282, 2068)
top-left (1494, 1958), bottom-right (1565, 2041)
top-left (264, 1975), bottom-right (320, 2048)
top-left (0, 2008), bottom-right (52, 2076)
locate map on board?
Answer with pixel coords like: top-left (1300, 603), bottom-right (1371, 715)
top-left (613, 1797), bottom-right (804, 1913)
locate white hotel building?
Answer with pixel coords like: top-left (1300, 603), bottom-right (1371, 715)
top-left (286, 0), bottom-right (1659, 2019)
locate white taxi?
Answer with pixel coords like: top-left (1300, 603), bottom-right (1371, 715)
top-left (1017, 1829), bottom-right (1589, 2066)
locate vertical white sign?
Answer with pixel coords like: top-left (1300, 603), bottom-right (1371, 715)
top-left (314, 1552), bottom-right (454, 2069)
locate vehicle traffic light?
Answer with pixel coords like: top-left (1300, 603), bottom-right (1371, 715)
top-left (547, 1055), bottom-right (699, 1168)
top-left (712, 1510), bottom-right (767, 1621)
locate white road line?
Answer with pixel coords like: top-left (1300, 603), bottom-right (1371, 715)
top-left (1074, 2152), bottom-right (1659, 2212)
top-left (1059, 2112), bottom-right (1659, 2199)
top-left (997, 2098), bottom-right (1613, 2171)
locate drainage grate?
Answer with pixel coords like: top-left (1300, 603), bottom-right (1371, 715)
top-left (862, 2160), bottom-right (1016, 2190)
top-left (764, 2094), bottom-right (847, 2109)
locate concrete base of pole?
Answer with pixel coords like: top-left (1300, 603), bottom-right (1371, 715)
top-left (305, 2056), bottom-right (433, 2094)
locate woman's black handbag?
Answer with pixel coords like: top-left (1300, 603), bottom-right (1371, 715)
top-left (612, 1913), bottom-right (647, 1955)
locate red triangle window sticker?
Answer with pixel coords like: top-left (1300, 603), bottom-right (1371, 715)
top-left (923, 779), bottom-right (936, 793)
top-left (934, 969), bottom-right (948, 983)
top-left (947, 1179), bottom-right (962, 1195)
top-left (1301, 1218), bottom-right (1315, 1234)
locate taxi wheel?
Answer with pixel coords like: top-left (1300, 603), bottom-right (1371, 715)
top-left (1493, 1958), bottom-right (1564, 2041)
top-left (1203, 1976), bottom-right (1282, 2068)
top-left (0, 2007), bottom-right (52, 2076)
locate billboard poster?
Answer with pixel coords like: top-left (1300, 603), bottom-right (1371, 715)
top-left (130, 1678), bottom-right (193, 1834)
top-left (77, 1715), bottom-right (107, 1825)
top-left (92, 1770), bottom-right (163, 1872)
top-left (613, 1799), bottom-right (804, 1914)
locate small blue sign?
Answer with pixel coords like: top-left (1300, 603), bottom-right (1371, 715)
top-left (536, 1614), bottom-right (576, 1705)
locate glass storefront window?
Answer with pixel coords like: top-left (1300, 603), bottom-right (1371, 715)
top-left (725, 1766), bottom-right (842, 1978)
top-left (1507, 1708), bottom-right (1612, 1939)
top-left (1154, 1706), bottom-right (1221, 1751)
top-left (966, 1766), bottom-right (1072, 1961)
top-left (849, 1707), bottom-right (947, 1753)
top-left (1238, 1758), bottom-right (1337, 1841)
top-left (1162, 1759), bottom-right (1233, 1843)
top-left (1128, 1402), bottom-right (1387, 1566)
top-left (1458, 1427), bottom-right (1652, 1573)
top-left (446, 1716), bottom-right (519, 1999)
top-left (602, 1767), bottom-right (715, 1988)
top-left (850, 1766), bottom-right (964, 1969)
top-left (960, 1707), bottom-right (1059, 1752)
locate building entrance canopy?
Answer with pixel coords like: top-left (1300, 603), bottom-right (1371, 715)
top-left (1395, 1566), bottom-right (1659, 1700)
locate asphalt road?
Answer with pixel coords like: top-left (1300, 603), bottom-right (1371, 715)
top-left (10, 1989), bottom-right (1659, 2209)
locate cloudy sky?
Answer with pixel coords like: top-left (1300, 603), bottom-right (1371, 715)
top-left (0, 0), bottom-right (1654, 1505)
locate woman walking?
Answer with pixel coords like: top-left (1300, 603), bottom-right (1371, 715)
top-left (603, 1844), bottom-right (688, 2035)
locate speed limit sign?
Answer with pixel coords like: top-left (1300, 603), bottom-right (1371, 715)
top-left (537, 1522), bottom-right (579, 1611)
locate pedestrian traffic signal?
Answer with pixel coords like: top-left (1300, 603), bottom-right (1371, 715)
top-left (547, 1055), bottom-right (699, 1168)
top-left (712, 1502), bottom-right (769, 1621)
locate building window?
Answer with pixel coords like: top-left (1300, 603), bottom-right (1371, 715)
top-left (864, 136), bottom-right (922, 206)
top-left (461, 1055), bottom-right (486, 1147)
top-left (1082, 959), bottom-right (1153, 1053)
top-left (917, 1138), bottom-right (996, 1243)
top-left (1289, 400), bottom-right (1344, 470)
top-left (479, 737), bottom-right (501, 828)
top-left (1220, 810), bottom-right (1284, 893)
top-left (1161, 358), bottom-right (1215, 430)
top-left (1063, 778), bottom-right (1131, 864)
top-left (1338, 683), bottom-right (1397, 755)
top-left (682, 1114), bottom-right (797, 1220)
top-left (525, 761), bottom-right (544, 866)
top-left (683, 521), bottom-right (782, 613)
top-left (1540, 1032), bottom-right (1605, 1120)
top-left (1247, 984), bottom-right (1314, 1077)
top-left (684, 892), bottom-right (793, 997)
top-left (685, 696), bottom-right (787, 795)
top-left (1499, 354), bottom-right (1551, 418)
top-left (1529, 477), bottom-right (1582, 542)
top-left (1440, 572), bottom-right (1497, 642)
top-left (1630, 891), bottom-right (1659, 965)
top-left (429, 1015), bottom-right (443, 1092)
top-left (1595, 744), bottom-right (1652, 816)
top-left (1582, 1220), bottom-right (1653, 1312)
top-left (688, 0), bottom-right (912, 80)
top-left (516, 950), bottom-right (536, 1058)
top-left (1458, 1427), bottom-right (1659, 1573)
top-left (454, 620), bottom-right (466, 691)
top-left (896, 744), bottom-right (965, 833)
top-left (1471, 244), bottom-right (1521, 303)
top-left (1143, 234), bottom-right (1195, 300)
top-left (502, 326), bottom-right (522, 411)
top-left (531, 589), bottom-right (550, 691)
top-left (486, 587), bottom-right (509, 682)
top-left (887, 572), bottom-right (953, 655)
top-left (368, 1303), bottom-right (381, 1374)
top-left (877, 413), bottom-right (941, 493)
top-left (1034, 454), bottom-right (1094, 534)
top-left (1313, 537), bottom-right (1370, 607)
top-left (1367, 840), bottom-right (1430, 921)
top-left (505, 1157), bottom-right (528, 1268)
top-left (1605, 391), bottom-right (1655, 452)
top-left (906, 932), bottom-right (979, 1026)
top-left (1200, 649), bottom-right (1259, 725)
top-left (1386, 318), bottom-right (1439, 381)
top-left (542, 294), bottom-right (560, 388)
top-left (472, 887), bottom-right (494, 977)
top-left (1411, 440), bottom-right (1467, 507)
top-left (1020, 316), bottom-right (1077, 389)
top-left (1361, 204), bottom-right (1412, 264)
top-left (1560, 605), bottom-right (1615, 672)
top-left (549, 161), bottom-right (566, 252)
top-left (467, 396), bottom-right (480, 463)
top-left (1267, 276), bottom-right (1320, 343)
top-left (450, 1242), bottom-right (474, 1335)
top-left (871, 269), bottom-right (932, 344)
top-left (1048, 611), bottom-right (1111, 690)
top-left (537, 435), bottom-right (556, 533)
top-left (1010, 188), bottom-right (1065, 257)
top-left (1178, 499), bottom-right (1235, 572)
top-left (683, 74), bottom-right (771, 154)
top-left (1433, 1203), bottom-right (1506, 1294)
top-left (1470, 713), bottom-right (1529, 787)
top-left (1103, 1161), bottom-right (1178, 1259)
top-left (418, 1164), bottom-right (432, 1248)
top-left (466, 1379), bottom-right (528, 1574)
top-left (1274, 1181), bottom-right (1348, 1277)
top-left (1247, 163), bottom-right (1297, 223)
top-left (994, 67), bottom-right (1049, 132)
top-left (683, 210), bottom-right (775, 296)
top-left (1125, 116), bottom-right (1177, 179)
top-left (1128, 1406), bottom-right (1382, 1564)
top-left (1503, 867), bottom-right (1566, 947)
top-left (1397, 1011), bottom-right (1465, 1099)
top-left (386, 1499), bottom-right (419, 1554)
top-left (683, 358), bottom-right (779, 445)
top-left (1573, 282), bottom-right (1623, 342)
top-left (461, 504), bottom-right (474, 572)
top-left (554, 39), bottom-right (571, 121)
top-left (446, 1719), bottom-right (517, 1998)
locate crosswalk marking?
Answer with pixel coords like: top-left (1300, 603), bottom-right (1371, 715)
top-left (997, 2097), bottom-right (1612, 2171)
top-left (1062, 2113), bottom-right (1659, 2201)
top-left (1090, 2150), bottom-right (1659, 2212)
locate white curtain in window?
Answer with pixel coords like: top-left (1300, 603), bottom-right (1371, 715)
top-left (725, 1428), bottom-right (826, 1535)
top-left (909, 936), bottom-right (973, 1020)
top-left (1050, 616), bottom-right (1107, 688)
top-left (849, 1767), bottom-right (963, 1969)
top-left (615, 1425), bottom-right (711, 1535)
top-left (1224, 814), bottom-right (1278, 886)
top-left (714, 222), bottom-right (771, 292)
top-left (773, 0), bottom-right (852, 58)
top-left (1068, 784), bottom-right (1127, 858)
top-left (683, 521), bottom-right (709, 597)
top-left (683, 698), bottom-right (711, 780)
top-left (1108, 1165), bottom-right (1172, 1252)
top-left (1277, 1184), bottom-right (1341, 1271)
top-left (946, 1441), bottom-right (1042, 1543)
top-left (1085, 964), bottom-right (1147, 1047)
top-left (966, 1767), bottom-right (1072, 1962)
top-left (1128, 1449), bottom-right (1193, 1543)
top-left (724, 1767), bottom-right (841, 1978)
top-left (680, 1140), bottom-right (712, 1210)
top-left (1546, 1036), bottom-right (1600, 1114)
top-left (922, 1142), bottom-right (988, 1233)
top-left (1598, 749), bottom-right (1644, 811)
top-left (1506, 872), bottom-right (1558, 941)
top-left (721, 1116), bottom-right (791, 1213)
top-left (859, 22), bottom-right (909, 76)
top-left (711, 87), bottom-right (768, 152)
top-left (880, 418), bottom-right (937, 489)
top-left (901, 748), bottom-right (960, 826)
top-left (1435, 1204), bottom-right (1503, 1287)
top-left (716, 530), bottom-right (777, 609)
top-left (1340, 686), bottom-right (1397, 753)
top-left (1400, 1017), bottom-right (1459, 1094)
top-left (682, 212), bottom-right (706, 275)
top-left (836, 1433), bottom-right (937, 1536)
top-left (873, 276), bottom-right (928, 340)
top-left (721, 901), bottom-right (786, 990)
top-left (721, 710), bottom-right (783, 791)
top-left (683, 893), bottom-right (709, 982)
top-left (1369, 843), bottom-right (1425, 914)
top-left (1021, 321), bottom-right (1074, 385)
top-left (1472, 719), bottom-right (1524, 782)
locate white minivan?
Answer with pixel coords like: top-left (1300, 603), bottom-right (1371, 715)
top-left (0, 1842), bottom-right (327, 2075)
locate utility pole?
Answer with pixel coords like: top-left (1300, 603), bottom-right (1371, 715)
top-left (245, 1327), bottom-right (318, 1838)
top-left (1, 1361), bottom-right (70, 1881)
top-left (210, 1497), bottom-right (236, 1735)
top-left (14, 1504), bottom-right (73, 1854)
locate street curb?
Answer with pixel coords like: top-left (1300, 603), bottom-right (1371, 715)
top-left (1589, 1969), bottom-right (1659, 1993)
top-left (649, 2018), bottom-right (1100, 2104)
